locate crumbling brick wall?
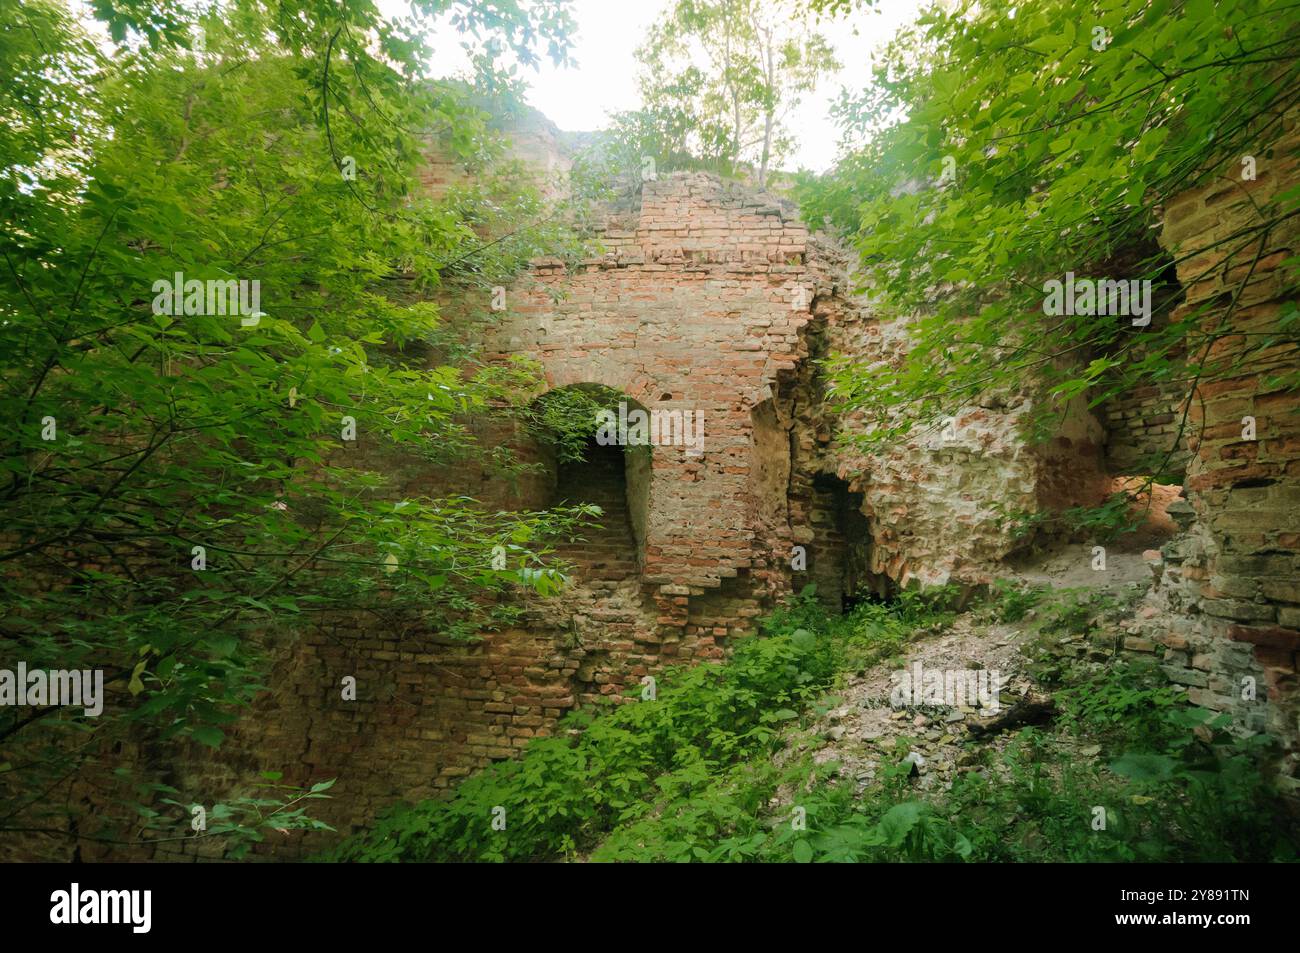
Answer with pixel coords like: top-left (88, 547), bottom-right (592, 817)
top-left (1099, 361), bottom-right (1192, 477)
top-left (482, 171), bottom-right (817, 641)
top-left (1127, 114), bottom-right (1300, 794)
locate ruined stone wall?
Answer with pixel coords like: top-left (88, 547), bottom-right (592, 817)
top-left (483, 171), bottom-right (817, 638)
top-left (167, 113), bottom-right (1300, 844)
top-left (1119, 115), bottom-right (1300, 794)
top-left (800, 239), bottom-right (1111, 591)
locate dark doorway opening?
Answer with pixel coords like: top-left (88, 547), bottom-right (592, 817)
top-left (809, 473), bottom-right (889, 613)
top-left (552, 437), bottom-right (643, 581)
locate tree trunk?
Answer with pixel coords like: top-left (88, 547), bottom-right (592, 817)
top-left (758, 27), bottom-right (775, 188)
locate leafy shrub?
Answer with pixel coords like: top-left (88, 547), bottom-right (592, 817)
top-left (1055, 658), bottom-right (1182, 748)
top-left (528, 383), bottom-right (634, 464)
top-left (984, 580), bottom-right (1047, 623)
top-left (894, 584), bottom-right (965, 627)
top-left (834, 587), bottom-right (959, 673)
top-left (592, 758), bottom-right (786, 862)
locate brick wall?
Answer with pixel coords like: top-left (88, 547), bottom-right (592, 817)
top-left (1099, 371), bottom-right (1192, 478)
top-left (482, 171), bottom-right (817, 641)
top-left (1097, 305), bottom-right (1192, 479)
top-left (1116, 114), bottom-right (1300, 794)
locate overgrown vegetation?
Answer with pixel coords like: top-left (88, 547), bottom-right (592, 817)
top-left (0, 0), bottom-right (585, 849)
top-left (329, 585), bottom-right (1296, 862)
top-left (525, 383), bottom-right (652, 464)
top-left (324, 590), bottom-right (837, 861)
top-left (798, 0), bottom-right (1300, 539)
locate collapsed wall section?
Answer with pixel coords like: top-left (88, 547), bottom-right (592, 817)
top-left (797, 238), bottom-right (1111, 591)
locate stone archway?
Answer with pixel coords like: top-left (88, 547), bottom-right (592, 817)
top-left (533, 384), bottom-right (653, 581)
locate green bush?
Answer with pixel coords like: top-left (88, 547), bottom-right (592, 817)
top-left (1055, 658), bottom-right (1182, 749)
top-left (984, 580), bottom-right (1047, 624)
top-left (832, 587), bottom-right (960, 673)
top-left (323, 597), bottom-right (836, 862)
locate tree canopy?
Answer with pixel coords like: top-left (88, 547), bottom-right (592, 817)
top-left (0, 0), bottom-right (588, 848)
top-left (797, 0), bottom-right (1300, 531)
top-left (615, 0), bottom-right (839, 185)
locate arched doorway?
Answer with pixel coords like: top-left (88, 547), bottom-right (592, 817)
top-left (533, 384), bottom-right (651, 580)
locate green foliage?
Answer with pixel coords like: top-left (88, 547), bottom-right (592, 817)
top-left (1038, 590), bottom-right (1108, 639)
top-left (322, 604), bottom-right (838, 861)
top-left (600, 652), bottom-right (1294, 862)
top-left (798, 0), bottom-right (1300, 498)
top-left (324, 586), bottom-right (982, 863)
top-left (601, 101), bottom-right (737, 184)
top-left (527, 384), bottom-right (638, 464)
top-left (892, 584), bottom-right (965, 627)
top-left (835, 602), bottom-right (914, 673)
top-left (830, 584), bottom-right (962, 673)
top-left (983, 579), bottom-right (1048, 623)
top-left (592, 758), bottom-right (787, 862)
top-left (595, 755), bottom-right (974, 863)
top-left (997, 491), bottom-right (1150, 545)
top-left (140, 775), bottom-right (337, 860)
top-left (759, 583), bottom-right (835, 637)
top-left (0, 0), bottom-right (582, 850)
top-left (930, 663), bottom-right (1295, 863)
top-left (987, 583), bottom-right (1134, 646)
top-left (1055, 659), bottom-right (1183, 748)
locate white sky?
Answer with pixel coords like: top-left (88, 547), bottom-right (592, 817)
top-left (390, 0), bottom-right (927, 173)
top-left (513, 0), bottom-right (925, 172)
